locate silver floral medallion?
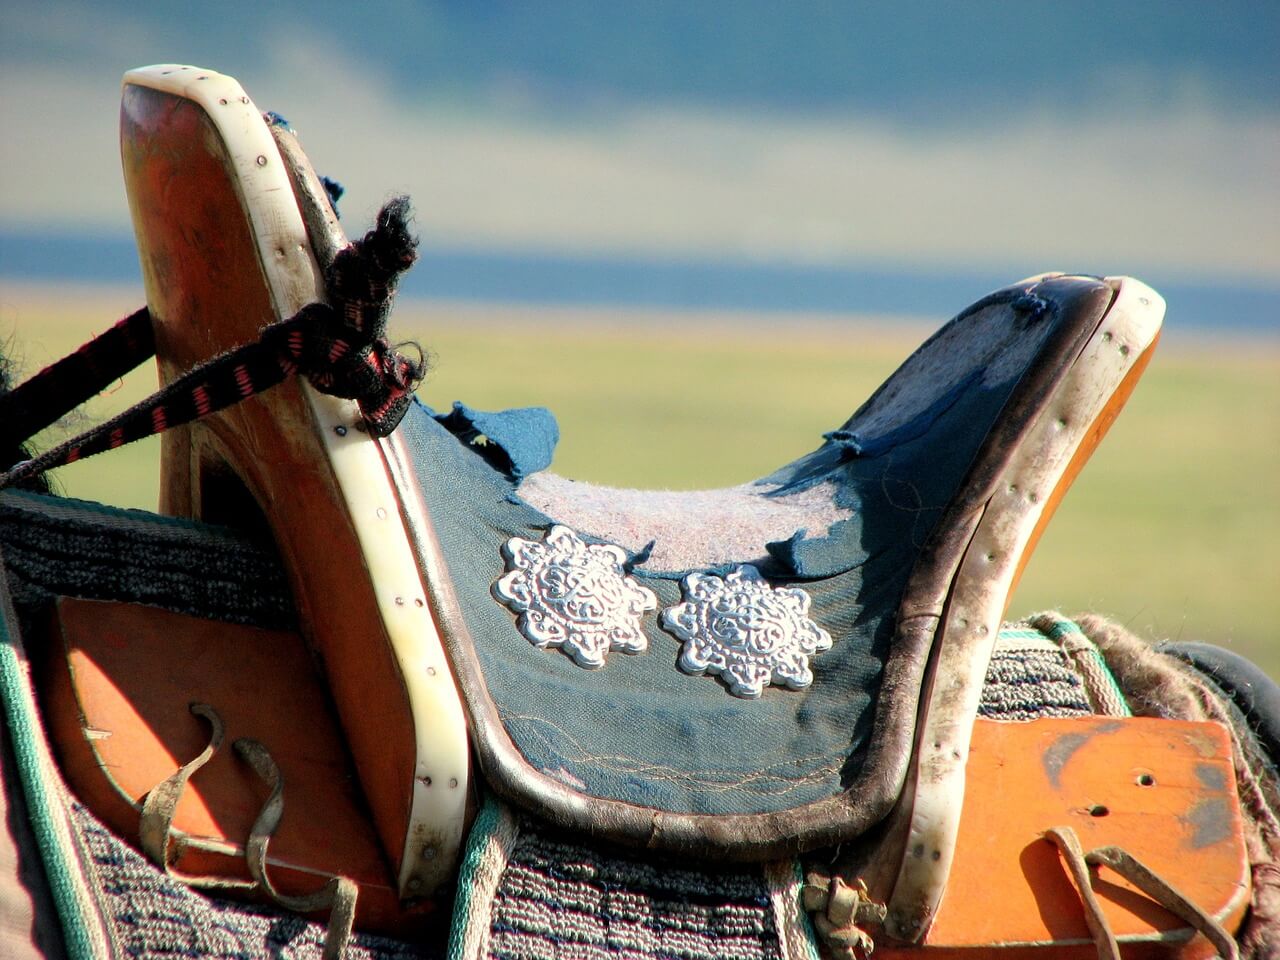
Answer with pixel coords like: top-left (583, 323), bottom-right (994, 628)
top-left (495, 525), bottom-right (658, 669)
top-left (662, 565), bottom-right (832, 699)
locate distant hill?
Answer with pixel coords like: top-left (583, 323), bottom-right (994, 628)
top-left (4, 1), bottom-right (1277, 121)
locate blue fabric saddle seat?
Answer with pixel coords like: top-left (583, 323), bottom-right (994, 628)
top-left (403, 273), bottom-right (1122, 853)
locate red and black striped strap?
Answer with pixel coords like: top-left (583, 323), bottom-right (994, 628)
top-left (0, 308), bottom-right (155, 457)
top-left (0, 198), bottom-right (424, 492)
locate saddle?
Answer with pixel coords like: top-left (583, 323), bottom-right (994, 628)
top-left (0, 64), bottom-right (1266, 958)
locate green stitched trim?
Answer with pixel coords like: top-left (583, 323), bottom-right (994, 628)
top-left (1086, 645), bottom-right (1132, 717)
top-left (1033, 612), bottom-right (1132, 718)
top-left (0, 591), bottom-right (100, 959)
top-left (996, 626), bottom-right (1051, 643)
top-left (792, 859), bottom-right (822, 960)
top-left (447, 793), bottom-right (504, 960)
top-left (1039, 617), bottom-right (1085, 643)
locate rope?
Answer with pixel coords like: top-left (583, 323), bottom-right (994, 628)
top-left (0, 198), bottom-right (424, 492)
top-left (800, 872), bottom-right (885, 960)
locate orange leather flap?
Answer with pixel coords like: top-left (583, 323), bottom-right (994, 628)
top-left (907, 717), bottom-right (1249, 958)
top-left (37, 597), bottom-right (437, 937)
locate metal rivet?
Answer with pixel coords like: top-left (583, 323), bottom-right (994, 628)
top-left (427, 666), bottom-right (437, 676)
top-left (1137, 773), bottom-right (1156, 787)
top-left (407, 878), bottom-right (422, 891)
top-left (334, 425), bottom-right (347, 436)
top-left (1089, 804), bottom-right (1109, 817)
top-left (449, 777), bottom-right (458, 788)
top-left (376, 506), bottom-right (387, 519)
top-left (395, 596), bottom-right (405, 606)
top-left (241, 96), bottom-right (250, 104)
top-left (421, 775), bottom-right (432, 786)
top-left (218, 98), bottom-right (228, 105)
top-left (414, 598), bottom-right (424, 608)
top-left (1119, 344), bottom-right (1130, 355)
top-left (1102, 331), bottom-right (1113, 342)
top-left (422, 846), bottom-right (437, 860)
top-left (255, 155), bottom-right (267, 167)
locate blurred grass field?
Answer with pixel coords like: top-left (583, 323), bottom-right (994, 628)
top-left (3, 281), bottom-right (1277, 676)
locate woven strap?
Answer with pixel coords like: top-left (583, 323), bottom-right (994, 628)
top-left (0, 198), bottom-right (423, 491)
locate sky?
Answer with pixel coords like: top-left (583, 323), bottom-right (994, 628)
top-left (1, 1), bottom-right (1277, 287)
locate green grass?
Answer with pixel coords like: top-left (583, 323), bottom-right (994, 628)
top-left (5, 286), bottom-right (1277, 675)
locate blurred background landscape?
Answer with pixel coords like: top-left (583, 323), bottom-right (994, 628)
top-left (1, 2), bottom-right (1276, 672)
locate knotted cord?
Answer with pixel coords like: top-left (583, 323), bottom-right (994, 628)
top-left (0, 198), bottom-right (424, 491)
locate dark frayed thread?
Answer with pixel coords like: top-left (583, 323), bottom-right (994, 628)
top-left (1012, 293), bottom-right (1049, 321)
top-left (321, 176), bottom-right (345, 217)
top-left (0, 349), bottom-right (50, 494)
top-left (279, 196), bottom-right (426, 435)
top-left (624, 540), bottom-right (656, 574)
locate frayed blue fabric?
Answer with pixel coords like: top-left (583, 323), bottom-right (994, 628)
top-left (431, 401), bottom-right (559, 481)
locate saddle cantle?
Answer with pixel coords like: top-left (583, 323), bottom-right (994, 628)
top-left (9, 63), bottom-right (1258, 957)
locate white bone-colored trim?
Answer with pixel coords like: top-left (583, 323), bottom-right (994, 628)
top-left (122, 65), bottom-right (470, 897)
top-left (884, 275), bottom-right (1165, 940)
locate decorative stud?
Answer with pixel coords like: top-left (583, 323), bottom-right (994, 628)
top-left (495, 525), bottom-right (657, 669)
top-left (662, 565), bottom-right (832, 699)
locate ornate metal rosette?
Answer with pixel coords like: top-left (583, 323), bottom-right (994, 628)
top-left (662, 565), bottom-right (832, 699)
top-left (495, 525), bottom-right (658, 669)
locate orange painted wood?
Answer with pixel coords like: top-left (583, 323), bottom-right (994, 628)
top-left (119, 81), bottom-right (425, 884)
top-left (880, 716), bottom-right (1248, 958)
top-left (37, 598), bottom-right (440, 938)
